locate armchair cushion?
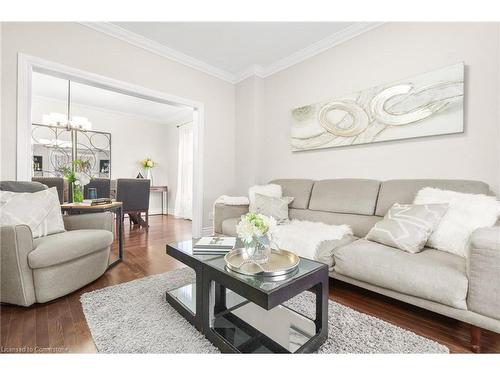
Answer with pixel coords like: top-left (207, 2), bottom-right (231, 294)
top-left (0, 180), bottom-right (47, 193)
top-left (63, 212), bottom-right (114, 234)
top-left (0, 224), bottom-right (36, 306)
top-left (29, 229), bottom-right (113, 269)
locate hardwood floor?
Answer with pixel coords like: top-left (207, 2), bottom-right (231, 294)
top-left (1, 215), bottom-right (499, 353)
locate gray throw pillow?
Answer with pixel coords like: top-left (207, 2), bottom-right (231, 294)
top-left (366, 203), bottom-right (449, 253)
top-left (253, 193), bottom-right (294, 224)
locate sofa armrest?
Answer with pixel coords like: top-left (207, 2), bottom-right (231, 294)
top-left (63, 212), bottom-right (114, 237)
top-left (0, 225), bottom-right (36, 306)
top-left (213, 203), bottom-right (249, 234)
top-left (467, 226), bottom-right (500, 319)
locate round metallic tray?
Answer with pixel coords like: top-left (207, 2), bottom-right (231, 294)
top-left (224, 248), bottom-right (300, 277)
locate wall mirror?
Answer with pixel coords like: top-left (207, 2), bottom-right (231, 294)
top-left (31, 71), bottom-right (112, 179)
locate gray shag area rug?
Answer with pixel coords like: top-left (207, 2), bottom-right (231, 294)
top-left (80, 268), bottom-right (449, 354)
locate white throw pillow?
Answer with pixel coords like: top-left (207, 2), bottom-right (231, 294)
top-left (413, 187), bottom-right (500, 257)
top-left (0, 187), bottom-right (65, 238)
top-left (248, 184), bottom-right (282, 213)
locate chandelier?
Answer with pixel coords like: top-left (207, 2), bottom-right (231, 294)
top-left (42, 112), bottom-right (92, 131)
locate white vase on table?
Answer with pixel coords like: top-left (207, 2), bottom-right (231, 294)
top-left (145, 168), bottom-right (153, 185)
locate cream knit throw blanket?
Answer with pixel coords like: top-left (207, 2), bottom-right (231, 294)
top-left (271, 220), bottom-right (352, 260)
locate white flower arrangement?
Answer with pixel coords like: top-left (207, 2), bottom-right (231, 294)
top-left (73, 172), bottom-right (90, 187)
top-left (236, 213), bottom-right (277, 247)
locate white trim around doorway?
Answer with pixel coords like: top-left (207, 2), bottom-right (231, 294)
top-left (17, 53), bottom-right (205, 237)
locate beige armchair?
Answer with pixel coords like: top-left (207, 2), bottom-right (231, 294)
top-left (0, 181), bottom-right (114, 306)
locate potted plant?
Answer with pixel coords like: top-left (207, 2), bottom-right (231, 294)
top-left (60, 160), bottom-right (91, 203)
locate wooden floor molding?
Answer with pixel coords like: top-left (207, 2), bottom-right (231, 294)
top-left (1, 215), bottom-right (499, 353)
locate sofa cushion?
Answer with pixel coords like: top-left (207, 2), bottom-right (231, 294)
top-left (270, 179), bottom-right (314, 209)
top-left (333, 239), bottom-right (468, 309)
top-left (308, 179), bottom-right (381, 215)
top-left (29, 229), bottom-right (113, 269)
top-left (289, 208), bottom-right (381, 237)
top-left (317, 235), bottom-right (358, 270)
top-left (375, 179), bottom-right (489, 216)
top-left (222, 218), bottom-right (240, 236)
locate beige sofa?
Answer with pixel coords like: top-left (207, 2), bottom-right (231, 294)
top-left (214, 179), bottom-right (500, 352)
top-left (0, 181), bottom-right (114, 306)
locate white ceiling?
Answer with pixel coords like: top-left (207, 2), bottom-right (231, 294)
top-left (112, 22), bottom-right (354, 74)
top-left (83, 22), bottom-right (382, 83)
top-left (32, 72), bottom-right (193, 124)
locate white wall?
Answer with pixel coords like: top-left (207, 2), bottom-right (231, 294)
top-left (234, 76), bottom-right (264, 194)
top-left (31, 96), bottom-right (182, 214)
top-left (0, 22), bottom-right (236, 227)
top-left (2, 22), bottom-right (500, 230)
top-left (255, 23), bottom-right (500, 194)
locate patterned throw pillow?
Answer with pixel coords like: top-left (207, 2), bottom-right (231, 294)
top-left (253, 193), bottom-right (294, 224)
top-left (366, 203), bottom-right (449, 253)
top-left (0, 187), bottom-right (65, 238)
top-left (248, 184), bottom-right (282, 213)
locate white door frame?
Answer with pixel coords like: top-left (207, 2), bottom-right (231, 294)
top-left (17, 53), bottom-right (205, 237)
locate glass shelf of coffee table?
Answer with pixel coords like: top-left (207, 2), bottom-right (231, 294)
top-left (210, 289), bottom-right (317, 353)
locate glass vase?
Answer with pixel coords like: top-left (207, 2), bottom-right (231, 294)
top-left (244, 237), bottom-right (271, 264)
top-left (145, 168), bottom-right (153, 185)
top-left (72, 184), bottom-right (84, 203)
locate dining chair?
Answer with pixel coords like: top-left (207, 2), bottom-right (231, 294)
top-left (31, 177), bottom-right (66, 203)
top-left (116, 178), bottom-right (151, 229)
top-left (84, 178), bottom-right (111, 199)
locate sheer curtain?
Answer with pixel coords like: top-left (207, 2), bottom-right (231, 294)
top-left (174, 122), bottom-right (193, 220)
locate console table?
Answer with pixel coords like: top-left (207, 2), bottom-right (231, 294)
top-left (110, 184), bottom-right (168, 215)
top-left (150, 185), bottom-right (168, 215)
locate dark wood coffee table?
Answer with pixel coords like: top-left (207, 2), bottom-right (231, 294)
top-left (166, 240), bottom-right (329, 353)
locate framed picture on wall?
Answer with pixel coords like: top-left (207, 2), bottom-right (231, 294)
top-left (291, 62), bottom-right (464, 151)
top-left (33, 155), bottom-right (43, 172)
top-left (99, 160), bottom-right (110, 174)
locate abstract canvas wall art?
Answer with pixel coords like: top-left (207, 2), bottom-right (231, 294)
top-left (291, 63), bottom-right (464, 151)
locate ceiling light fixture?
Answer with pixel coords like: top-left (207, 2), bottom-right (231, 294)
top-left (42, 112), bottom-right (92, 131)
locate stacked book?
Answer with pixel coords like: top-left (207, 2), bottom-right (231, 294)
top-left (192, 236), bottom-right (236, 255)
top-left (80, 198), bottom-right (113, 206)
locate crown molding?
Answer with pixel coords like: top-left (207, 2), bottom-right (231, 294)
top-left (80, 22), bottom-right (384, 85)
top-left (246, 22), bottom-right (384, 81)
top-left (232, 64), bottom-right (267, 83)
top-left (80, 22), bottom-right (235, 83)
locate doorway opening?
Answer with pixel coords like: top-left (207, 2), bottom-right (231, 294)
top-left (17, 54), bottom-right (204, 237)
